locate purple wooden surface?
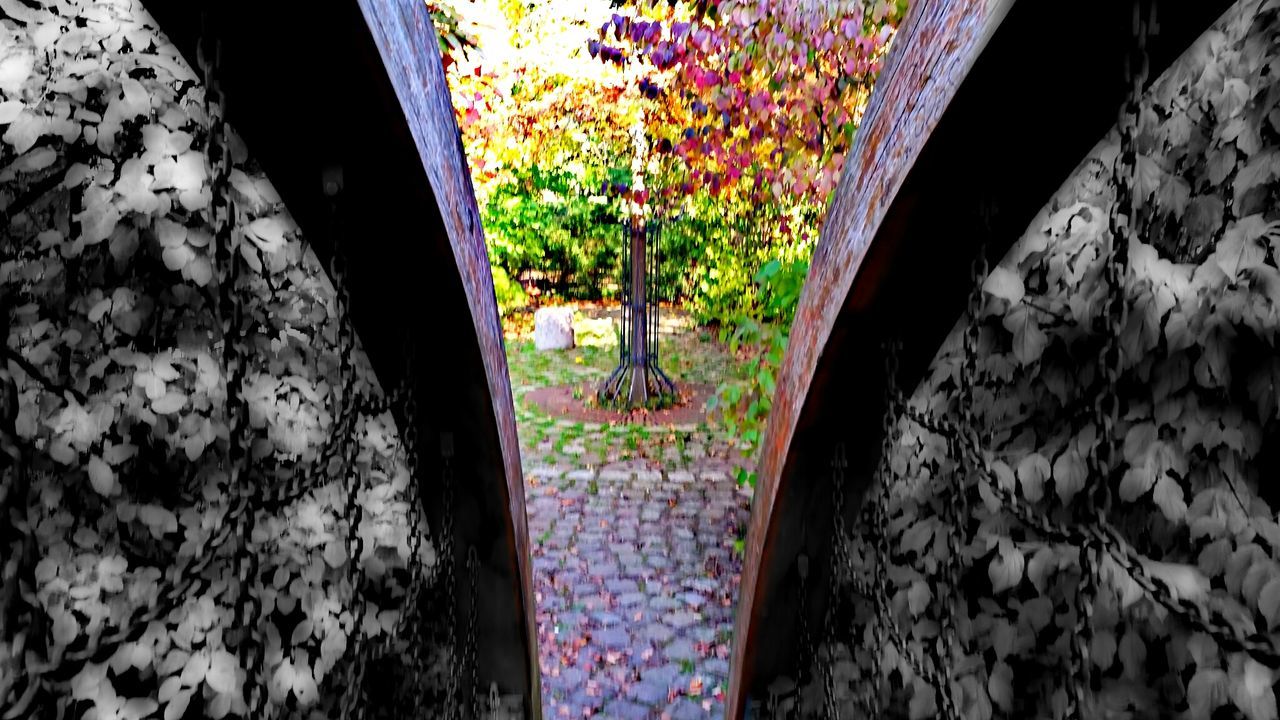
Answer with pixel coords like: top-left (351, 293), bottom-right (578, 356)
top-left (728, 0), bottom-right (1234, 713)
top-left (353, 0), bottom-right (539, 709)
top-left (727, 4), bottom-right (995, 714)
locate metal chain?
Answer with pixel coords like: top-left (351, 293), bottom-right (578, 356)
top-left (1068, 4), bottom-right (1152, 717)
top-left (194, 19), bottom-right (268, 718)
top-left (884, 341), bottom-right (959, 719)
top-left (311, 165), bottom-right (372, 720)
top-left (385, 349), bottom-right (432, 715)
top-left (898, 404), bottom-right (1280, 668)
top-left (933, 221), bottom-right (990, 720)
top-left (794, 551), bottom-right (812, 718)
top-left (819, 445), bottom-right (850, 720)
top-left (465, 546), bottom-right (480, 720)
top-left (263, 209), bottom-right (377, 513)
top-left (440, 434), bottom-right (461, 719)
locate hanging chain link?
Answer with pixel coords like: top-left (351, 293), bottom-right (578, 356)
top-left (819, 445), bottom-right (849, 720)
top-left (440, 433), bottom-right (462, 719)
top-left (387, 346), bottom-right (434, 715)
top-left (793, 550), bottom-right (812, 718)
top-left (195, 17), bottom-right (268, 718)
top-left (882, 340), bottom-right (959, 720)
top-left (465, 546), bottom-right (481, 720)
top-left (899, 400), bottom-right (1280, 668)
top-left (334, 204), bottom-right (371, 720)
top-left (827, 341), bottom-right (957, 720)
top-left (1068, 3), bottom-right (1152, 717)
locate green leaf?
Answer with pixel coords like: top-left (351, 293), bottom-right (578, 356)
top-left (1154, 476), bottom-right (1188, 522)
top-left (1052, 447), bottom-right (1086, 503)
top-left (909, 675), bottom-right (937, 720)
top-left (206, 649), bottom-right (239, 695)
top-left (1016, 452), bottom-right (1050, 503)
top-left (906, 579), bottom-right (931, 616)
top-left (87, 455), bottom-right (115, 496)
top-left (987, 661), bottom-right (1013, 713)
top-left (1119, 464), bottom-right (1156, 503)
top-left (1003, 305), bottom-right (1047, 366)
top-left (983, 265), bottom-right (1024, 303)
top-left (164, 690), bottom-right (194, 720)
top-left (1259, 577), bottom-right (1280, 631)
top-left (1118, 629), bottom-right (1146, 680)
top-left (1090, 629), bottom-right (1117, 669)
top-left (989, 538), bottom-right (1025, 593)
top-left (1187, 668), bottom-right (1230, 719)
top-left (900, 520), bottom-right (933, 555)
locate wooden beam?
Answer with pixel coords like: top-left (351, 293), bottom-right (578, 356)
top-left (728, 0), bottom-right (1235, 715)
top-left (138, 0), bottom-right (540, 713)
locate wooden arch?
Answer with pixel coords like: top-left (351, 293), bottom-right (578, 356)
top-left (140, 0), bottom-right (540, 714)
top-left (727, 0), bottom-right (1235, 715)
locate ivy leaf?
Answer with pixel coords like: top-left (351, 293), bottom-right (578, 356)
top-left (87, 454), bottom-right (116, 496)
top-left (121, 698), bottom-right (159, 720)
top-left (1119, 464), bottom-right (1155, 502)
top-left (151, 391), bottom-right (187, 415)
top-left (989, 538), bottom-right (1025, 593)
top-left (1016, 452), bottom-right (1050, 503)
top-left (909, 674), bottom-right (937, 720)
top-left (1214, 215), bottom-right (1270, 281)
top-left (1259, 577), bottom-right (1280, 631)
top-left (1248, 357), bottom-right (1280, 422)
top-left (1154, 476), bottom-right (1188, 522)
top-left (1158, 173), bottom-right (1192, 218)
top-left (1053, 447), bottom-right (1086, 503)
top-left (51, 609), bottom-right (79, 645)
top-left (293, 662), bottom-right (319, 706)
top-left (180, 651), bottom-right (209, 686)
top-left (990, 618), bottom-right (1019, 659)
top-left (206, 648), bottom-right (239, 695)
top-left (1002, 305), bottom-right (1048, 366)
top-left (0, 100), bottom-right (22, 124)
top-left (987, 661), bottom-right (1014, 712)
top-left (1187, 668), bottom-right (1230, 719)
top-left (1090, 629), bottom-right (1117, 669)
top-left (1118, 629), bottom-right (1146, 680)
top-left (900, 519), bottom-right (934, 555)
top-left (983, 266), bottom-right (1024, 303)
top-left (906, 579), bottom-right (931, 616)
top-left (1026, 546), bottom-right (1057, 592)
top-left (1145, 559), bottom-right (1210, 604)
top-left (245, 215), bottom-right (289, 254)
top-left (1229, 655), bottom-right (1279, 720)
top-left (164, 689), bottom-right (193, 720)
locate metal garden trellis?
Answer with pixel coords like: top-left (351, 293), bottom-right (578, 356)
top-left (598, 216), bottom-right (678, 408)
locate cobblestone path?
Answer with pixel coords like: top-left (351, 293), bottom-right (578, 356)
top-left (525, 454), bottom-right (752, 719)
top-left (506, 311), bottom-right (754, 718)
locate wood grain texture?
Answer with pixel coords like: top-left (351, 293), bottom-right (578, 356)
top-left (353, 0), bottom-right (539, 705)
top-left (139, 0), bottom-right (540, 713)
top-left (727, 2), bottom-right (993, 714)
top-left (728, 0), bottom-right (1235, 714)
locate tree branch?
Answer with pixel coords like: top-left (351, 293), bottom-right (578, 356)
top-left (0, 164), bottom-right (70, 228)
top-left (2, 348), bottom-right (87, 406)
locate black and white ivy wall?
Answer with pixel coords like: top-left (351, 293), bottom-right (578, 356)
top-left (0, 1), bottom-right (445, 718)
top-left (800, 2), bottom-right (1280, 718)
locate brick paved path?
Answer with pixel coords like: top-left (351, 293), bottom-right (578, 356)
top-left (525, 451), bottom-right (752, 718)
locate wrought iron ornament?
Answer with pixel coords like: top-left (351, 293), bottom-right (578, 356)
top-left (598, 217), bottom-right (678, 408)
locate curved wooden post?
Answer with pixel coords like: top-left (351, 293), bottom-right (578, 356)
top-left (140, 0), bottom-right (540, 714)
top-left (727, 0), bottom-right (1235, 715)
